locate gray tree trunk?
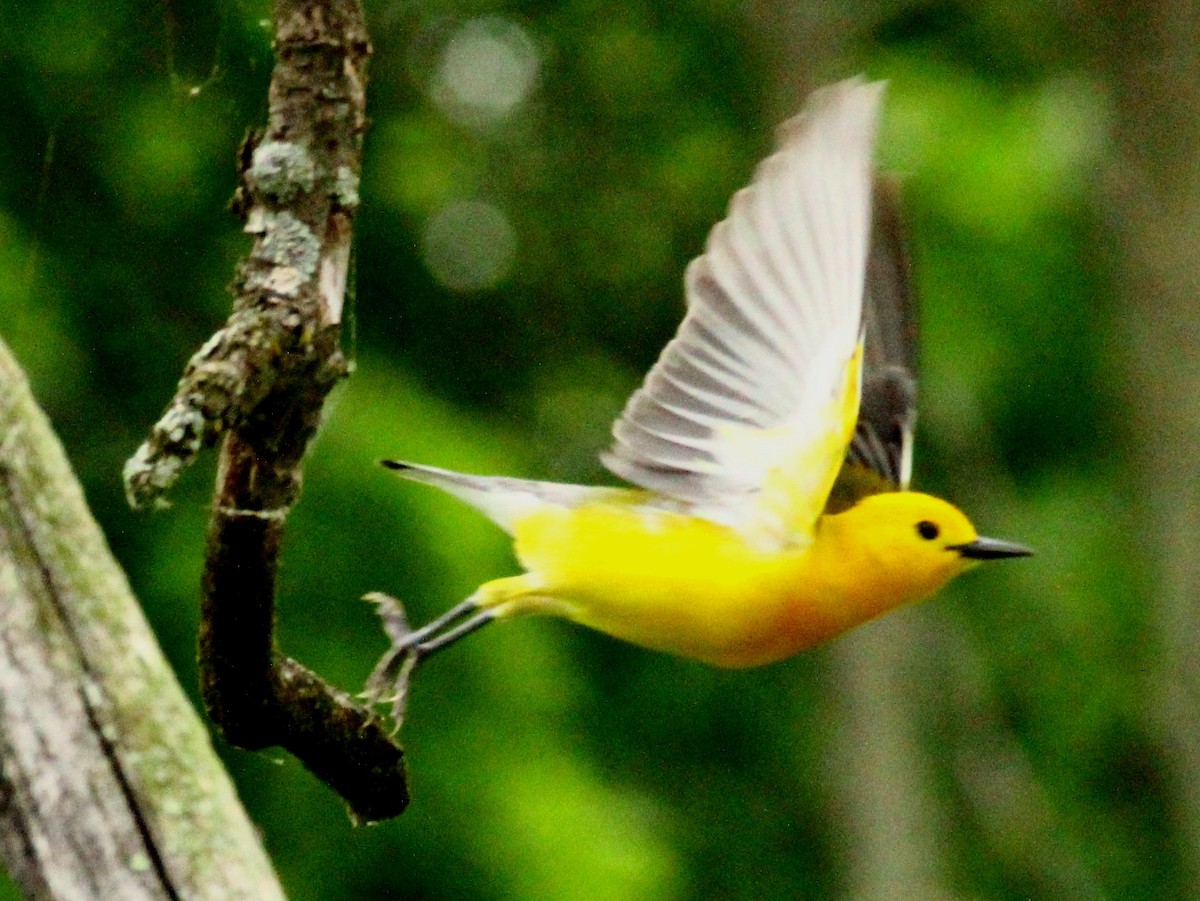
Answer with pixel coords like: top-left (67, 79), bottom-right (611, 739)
top-left (0, 336), bottom-right (285, 901)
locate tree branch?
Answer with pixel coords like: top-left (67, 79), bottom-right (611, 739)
top-left (124, 0), bottom-right (409, 823)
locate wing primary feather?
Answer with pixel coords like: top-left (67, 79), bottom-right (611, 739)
top-left (718, 192), bottom-right (808, 361)
top-left (838, 174), bottom-right (919, 495)
top-left (602, 77), bottom-right (884, 542)
top-left (613, 414), bottom-right (719, 457)
top-left (645, 368), bottom-right (758, 424)
top-left (690, 252), bottom-right (794, 374)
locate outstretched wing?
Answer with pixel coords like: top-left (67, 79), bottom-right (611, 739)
top-left (601, 78), bottom-right (884, 546)
top-left (835, 175), bottom-right (918, 508)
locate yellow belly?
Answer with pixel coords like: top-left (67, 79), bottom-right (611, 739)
top-left (505, 502), bottom-right (857, 667)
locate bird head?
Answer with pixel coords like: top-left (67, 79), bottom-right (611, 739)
top-left (823, 491), bottom-right (1032, 607)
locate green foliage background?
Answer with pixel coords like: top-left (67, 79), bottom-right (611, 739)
top-left (0, 0), bottom-right (1179, 898)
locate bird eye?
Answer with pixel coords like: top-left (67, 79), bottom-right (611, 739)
top-left (916, 520), bottom-right (940, 541)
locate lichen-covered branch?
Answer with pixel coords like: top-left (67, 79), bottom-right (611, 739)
top-left (0, 336), bottom-right (286, 901)
top-left (122, 307), bottom-right (290, 510)
top-left (124, 0), bottom-right (409, 823)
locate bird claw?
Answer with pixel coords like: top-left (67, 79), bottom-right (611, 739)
top-left (361, 592), bottom-right (422, 732)
top-left (360, 591), bottom-right (489, 733)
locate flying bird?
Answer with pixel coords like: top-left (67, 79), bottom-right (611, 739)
top-left (365, 78), bottom-right (1031, 725)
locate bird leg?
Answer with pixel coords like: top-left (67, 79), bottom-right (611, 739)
top-left (361, 592), bottom-right (495, 730)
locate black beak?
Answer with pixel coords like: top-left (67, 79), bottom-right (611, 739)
top-left (951, 536), bottom-right (1034, 560)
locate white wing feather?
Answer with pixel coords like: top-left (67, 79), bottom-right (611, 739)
top-left (601, 78), bottom-right (883, 545)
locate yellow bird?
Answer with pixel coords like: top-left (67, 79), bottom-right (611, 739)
top-left (366, 78), bottom-right (1030, 721)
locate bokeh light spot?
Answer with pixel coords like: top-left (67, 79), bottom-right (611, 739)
top-left (421, 199), bottom-right (517, 292)
top-left (432, 17), bottom-right (539, 127)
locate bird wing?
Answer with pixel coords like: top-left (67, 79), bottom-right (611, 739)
top-left (601, 78), bottom-right (884, 547)
top-left (830, 175), bottom-right (919, 511)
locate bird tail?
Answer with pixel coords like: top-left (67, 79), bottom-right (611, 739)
top-left (381, 460), bottom-right (620, 535)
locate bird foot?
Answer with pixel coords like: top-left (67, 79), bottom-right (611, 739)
top-left (360, 591), bottom-right (492, 733)
top-left (361, 592), bottom-right (423, 732)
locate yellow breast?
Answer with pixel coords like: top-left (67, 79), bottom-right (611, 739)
top-left (510, 501), bottom-right (884, 667)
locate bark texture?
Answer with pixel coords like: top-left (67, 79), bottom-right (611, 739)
top-left (0, 337), bottom-right (286, 901)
